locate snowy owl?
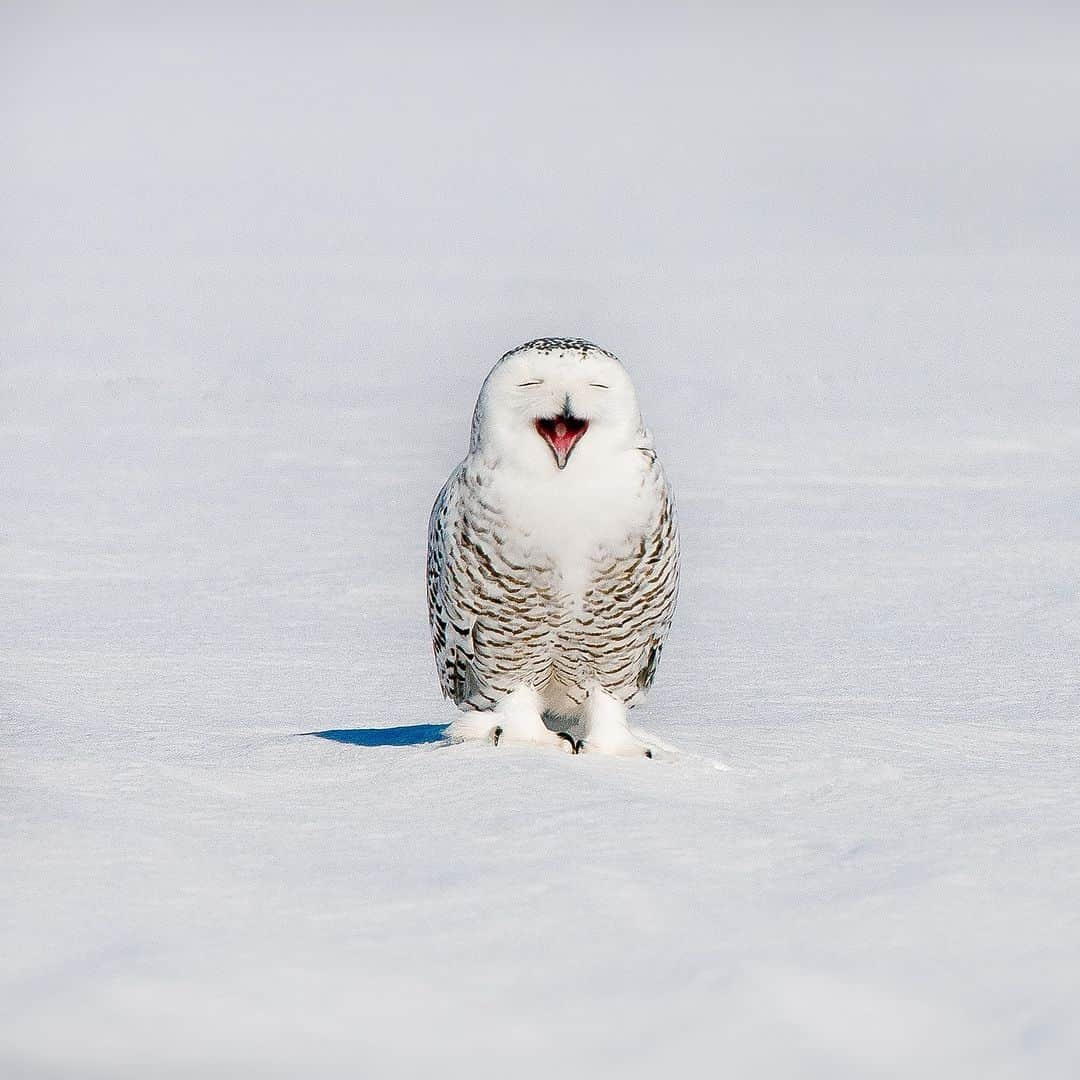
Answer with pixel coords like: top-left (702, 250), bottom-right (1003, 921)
top-left (427, 338), bottom-right (679, 756)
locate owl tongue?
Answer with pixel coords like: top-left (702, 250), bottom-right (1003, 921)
top-left (535, 415), bottom-right (589, 470)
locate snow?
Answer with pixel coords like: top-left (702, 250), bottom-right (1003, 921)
top-left (3, 6), bottom-right (1080, 1079)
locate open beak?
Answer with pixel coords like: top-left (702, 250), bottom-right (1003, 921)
top-left (535, 414), bottom-right (589, 469)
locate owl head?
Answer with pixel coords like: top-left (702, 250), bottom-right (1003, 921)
top-left (469, 338), bottom-right (645, 472)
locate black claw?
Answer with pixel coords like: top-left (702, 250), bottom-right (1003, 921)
top-left (644, 748), bottom-right (653, 759)
top-left (491, 725), bottom-right (503, 747)
top-left (556, 732), bottom-right (580, 755)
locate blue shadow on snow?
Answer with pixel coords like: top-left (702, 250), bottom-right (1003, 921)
top-left (305, 724), bottom-right (449, 747)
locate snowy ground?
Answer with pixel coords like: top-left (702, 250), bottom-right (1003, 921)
top-left (4, 6), bottom-right (1080, 1079)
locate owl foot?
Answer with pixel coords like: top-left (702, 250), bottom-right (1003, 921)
top-left (577, 736), bottom-right (653, 758)
top-left (448, 717), bottom-right (570, 752)
top-left (580, 686), bottom-right (654, 758)
top-left (485, 721), bottom-right (573, 752)
top-left (486, 721), bottom-right (574, 752)
top-left (447, 687), bottom-right (573, 753)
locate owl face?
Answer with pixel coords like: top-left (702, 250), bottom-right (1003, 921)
top-left (471, 339), bottom-right (643, 473)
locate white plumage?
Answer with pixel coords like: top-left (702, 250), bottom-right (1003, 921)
top-left (427, 338), bottom-right (679, 755)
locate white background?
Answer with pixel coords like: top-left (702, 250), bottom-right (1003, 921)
top-left (3, 4), bottom-right (1079, 1077)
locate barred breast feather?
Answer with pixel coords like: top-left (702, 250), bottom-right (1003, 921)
top-left (427, 448), bottom-right (680, 718)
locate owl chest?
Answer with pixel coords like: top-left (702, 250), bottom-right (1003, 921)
top-left (457, 512), bottom-right (655, 700)
top-left (477, 536), bottom-right (645, 665)
top-left (481, 462), bottom-right (652, 587)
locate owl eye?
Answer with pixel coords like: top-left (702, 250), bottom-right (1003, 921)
top-left (517, 380), bottom-right (543, 387)
top-left (589, 383), bottom-right (610, 389)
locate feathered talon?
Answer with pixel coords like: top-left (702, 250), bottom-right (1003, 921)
top-left (576, 736), bottom-right (653, 758)
top-left (556, 732), bottom-right (581, 754)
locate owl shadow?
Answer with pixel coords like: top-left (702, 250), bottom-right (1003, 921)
top-left (305, 724), bottom-right (449, 748)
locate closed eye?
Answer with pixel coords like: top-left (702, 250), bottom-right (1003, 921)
top-left (518, 380), bottom-right (543, 387)
top-left (589, 382), bottom-right (609, 389)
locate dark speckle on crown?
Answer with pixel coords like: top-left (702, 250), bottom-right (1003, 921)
top-left (501, 337), bottom-right (619, 362)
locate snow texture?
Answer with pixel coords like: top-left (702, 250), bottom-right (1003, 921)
top-left (2, 5), bottom-right (1079, 1078)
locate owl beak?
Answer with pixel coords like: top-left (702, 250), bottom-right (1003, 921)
top-left (535, 414), bottom-right (589, 469)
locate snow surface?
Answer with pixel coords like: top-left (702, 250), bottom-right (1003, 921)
top-left (3, 6), bottom-right (1080, 1079)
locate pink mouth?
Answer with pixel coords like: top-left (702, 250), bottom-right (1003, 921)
top-left (535, 415), bottom-right (589, 469)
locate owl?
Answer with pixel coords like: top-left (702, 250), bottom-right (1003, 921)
top-left (427, 338), bottom-right (679, 756)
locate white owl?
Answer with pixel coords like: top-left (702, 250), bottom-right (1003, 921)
top-left (427, 338), bottom-right (679, 756)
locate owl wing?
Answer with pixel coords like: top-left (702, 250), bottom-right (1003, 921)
top-left (427, 465), bottom-right (479, 706)
top-left (428, 463), bottom-right (557, 710)
top-left (635, 479), bottom-right (678, 691)
top-left (635, 479), bottom-right (680, 693)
